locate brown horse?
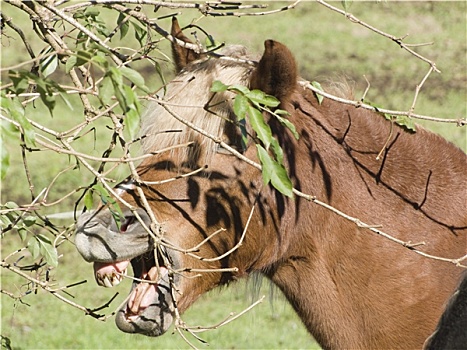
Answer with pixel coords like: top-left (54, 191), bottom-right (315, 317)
top-left (75, 19), bottom-right (467, 349)
top-left (424, 271), bottom-right (467, 349)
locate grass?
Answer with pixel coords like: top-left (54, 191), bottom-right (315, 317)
top-left (1, 1), bottom-right (466, 349)
top-left (2, 239), bottom-right (316, 349)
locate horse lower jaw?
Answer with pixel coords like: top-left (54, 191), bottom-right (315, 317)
top-left (115, 281), bottom-right (175, 336)
top-left (114, 255), bottom-right (176, 336)
top-left (115, 307), bottom-right (174, 336)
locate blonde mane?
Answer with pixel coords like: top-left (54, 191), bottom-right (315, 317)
top-left (140, 46), bottom-right (254, 168)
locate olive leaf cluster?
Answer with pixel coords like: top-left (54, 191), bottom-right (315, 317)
top-left (211, 81), bottom-right (299, 197)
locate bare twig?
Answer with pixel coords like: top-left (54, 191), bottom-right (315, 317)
top-left (408, 66), bottom-right (435, 117)
top-left (0, 260), bottom-right (111, 320)
top-left (316, 0), bottom-right (440, 73)
top-left (301, 81), bottom-right (467, 126)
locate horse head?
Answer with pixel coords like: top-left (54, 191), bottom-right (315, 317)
top-left (75, 18), bottom-right (299, 337)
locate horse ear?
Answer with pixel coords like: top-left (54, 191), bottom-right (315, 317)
top-left (250, 40), bottom-right (297, 102)
top-left (171, 17), bottom-right (202, 73)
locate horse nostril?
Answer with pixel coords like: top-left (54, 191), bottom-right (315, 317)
top-left (120, 216), bottom-right (136, 233)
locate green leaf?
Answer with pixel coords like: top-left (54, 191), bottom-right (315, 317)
top-left (73, 10), bottom-right (85, 20)
top-left (0, 214), bottom-right (12, 229)
top-left (154, 61), bottom-right (167, 94)
top-left (93, 184), bottom-right (110, 203)
top-left (84, 7), bottom-right (100, 17)
top-left (117, 13), bottom-right (130, 40)
top-left (108, 67), bottom-right (127, 112)
top-left (394, 115), bottom-right (417, 132)
top-left (256, 144), bottom-right (272, 184)
top-left (8, 70), bottom-right (29, 95)
top-left (99, 76), bottom-right (113, 105)
top-left (275, 109), bottom-right (290, 116)
top-left (123, 85), bottom-right (141, 140)
top-left (365, 100), bottom-right (416, 132)
top-left (364, 100), bottom-right (391, 120)
top-left (1, 138), bottom-right (10, 180)
top-left (88, 42), bottom-right (112, 56)
top-left (95, 21), bottom-right (111, 37)
top-left (65, 56), bottom-right (77, 74)
top-left (91, 53), bottom-right (108, 69)
top-left (83, 190), bottom-right (94, 210)
top-left (5, 202), bottom-right (19, 209)
top-left (132, 22), bottom-right (147, 46)
top-left (34, 80), bottom-right (56, 116)
top-left (211, 80), bottom-right (229, 93)
top-left (28, 234), bottom-right (59, 267)
top-left (66, 50), bottom-right (93, 73)
top-left (233, 94), bottom-right (249, 121)
top-left (28, 236), bottom-right (41, 259)
top-left (227, 84), bottom-right (250, 96)
top-left (1, 119), bottom-right (18, 138)
top-left (248, 105), bottom-right (272, 150)
top-left (126, 106), bottom-right (140, 140)
top-left (270, 137), bottom-right (284, 164)
top-left (275, 113), bottom-right (299, 140)
top-left (256, 145), bottom-right (293, 198)
top-left (341, 0), bottom-right (353, 11)
top-left (93, 184), bottom-right (123, 229)
top-left (239, 119), bottom-right (248, 150)
top-left (2, 96), bottom-right (36, 146)
top-left (76, 50), bottom-right (93, 67)
top-left (120, 66), bottom-right (149, 93)
top-left (23, 215), bottom-right (37, 227)
top-left (205, 35), bottom-right (219, 49)
top-left (40, 53), bottom-right (58, 78)
top-left (18, 227), bottom-right (27, 241)
top-left (246, 89), bottom-right (280, 108)
top-left (311, 81), bottom-right (324, 105)
top-left (37, 234), bottom-right (58, 267)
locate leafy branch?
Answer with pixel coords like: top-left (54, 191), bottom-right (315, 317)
top-left (211, 80), bottom-right (297, 197)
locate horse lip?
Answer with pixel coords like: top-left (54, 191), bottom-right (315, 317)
top-left (115, 279), bottom-right (175, 336)
top-left (75, 209), bottom-right (154, 263)
top-left (114, 249), bottom-right (178, 336)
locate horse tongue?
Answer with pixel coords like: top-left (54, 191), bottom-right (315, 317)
top-left (127, 266), bottom-right (159, 315)
top-left (94, 261), bottom-right (129, 288)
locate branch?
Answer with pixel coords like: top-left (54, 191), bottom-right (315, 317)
top-left (316, 0), bottom-right (440, 73)
top-left (40, 1), bottom-right (126, 65)
top-left (300, 81), bottom-right (467, 126)
top-left (0, 260), bottom-right (112, 320)
top-left (202, 0), bottom-right (301, 17)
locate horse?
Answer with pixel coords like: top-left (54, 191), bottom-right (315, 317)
top-left (424, 271), bottom-right (467, 349)
top-left (75, 18), bottom-right (467, 349)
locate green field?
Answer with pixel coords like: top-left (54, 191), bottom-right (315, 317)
top-left (1, 1), bottom-right (466, 349)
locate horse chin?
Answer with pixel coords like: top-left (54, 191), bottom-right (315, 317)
top-left (115, 310), bottom-right (173, 336)
top-left (114, 279), bottom-right (175, 337)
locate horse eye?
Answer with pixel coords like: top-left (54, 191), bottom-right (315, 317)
top-left (120, 216), bottom-right (136, 233)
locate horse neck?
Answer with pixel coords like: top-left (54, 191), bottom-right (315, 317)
top-left (250, 91), bottom-right (465, 349)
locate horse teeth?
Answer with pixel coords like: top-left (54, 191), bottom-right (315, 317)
top-left (96, 271), bottom-right (123, 288)
top-left (103, 275), bottom-right (113, 288)
top-left (96, 274), bottom-right (104, 287)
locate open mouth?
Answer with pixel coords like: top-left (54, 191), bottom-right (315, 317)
top-left (93, 249), bottom-right (174, 328)
top-left (76, 210), bottom-right (177, 336)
